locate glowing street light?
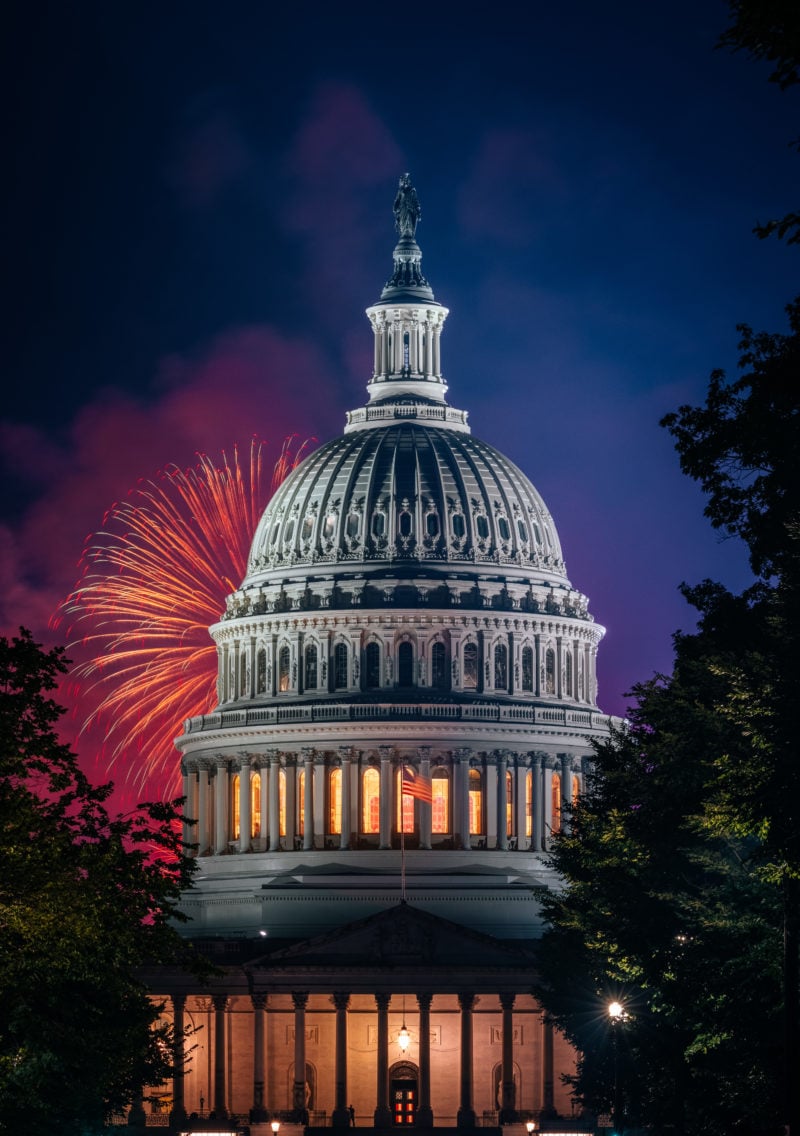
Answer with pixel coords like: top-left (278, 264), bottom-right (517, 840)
top-left (271, 1122), bottom-right (281, 1135)
top-left (608, 1000), bottom-right (626, 1134)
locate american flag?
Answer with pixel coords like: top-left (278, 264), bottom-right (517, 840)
top-left (402, 764), bottom-right (433, 804)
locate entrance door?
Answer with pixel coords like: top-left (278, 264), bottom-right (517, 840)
top-left (391, 1078), bottom-right (417, 1125)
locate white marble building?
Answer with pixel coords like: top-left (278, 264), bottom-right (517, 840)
top-left (146, 177), bottom-right (614, 1134)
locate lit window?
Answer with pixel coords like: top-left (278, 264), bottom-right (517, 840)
top-left (329, 768), bottom-right (342, 834)
top-left (572, 774), bottom-right (581, 802)
top-left (279, 769), bottom-right (286, 836)
top-left (432, 768), bottom-right (449, 834)
top-left (362, 767), bottom-right (380, 833)
top-left (279, 645), bottom-right (290, 692)
top-left (395, 769), bottom-right (415, 834)
top-left (251, 771), bottom-right (261, 838)
top-left (506, 769), bottom-right (514, 837)
top-left (231, 774), bottom-right (240, 840)
top-left (551, 772), bottom-right (561, 835)
top-left (526, 769), bottom-right (533, 837)
top-left (469, 768), bottom-right (483, 835)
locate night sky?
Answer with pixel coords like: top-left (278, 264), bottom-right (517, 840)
top-left (3, 2), bottom-right (797, 768)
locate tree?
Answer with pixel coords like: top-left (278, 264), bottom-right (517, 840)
top-left (535, 302), bottom-right (800, 1135)
top-left (0, 628), bottom-right (200, 1135)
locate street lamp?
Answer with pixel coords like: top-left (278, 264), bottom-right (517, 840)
top-left (271, 1122), bottom-right (281, 1135)
top-left (608, 1001), bottom-right (625, 1135)
top-left (526, 1121), bottom-right (537, 1135)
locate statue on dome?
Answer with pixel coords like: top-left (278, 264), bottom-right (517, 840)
top-left (394, 173), bottom-right (421, 237)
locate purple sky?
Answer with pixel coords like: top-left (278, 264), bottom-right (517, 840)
top-left (2, 1), bottom-right (797, 746)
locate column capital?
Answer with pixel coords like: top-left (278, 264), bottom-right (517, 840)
top-left (375, 991), bottom-right (391, 1009)
top-left (416, 991), bottom-right (433, 1010)
top-left (171, 992), bottom-right (186, 1011)
top-left (338, 745), bottom-right (354, 761)
top-left (292, 990), bottom-right (309, 1010)
top-left (453, 747), bottom-right (471, 763)
top-left (251, 993), bottom-right (267, 1011)
top-left (499, 992), bottom-right (516, 1010)
top-left (378, 746), bottom-right (393, 761)
top-left (235, 752), bottom-right (253, 772)
top-left (457, 992), bottom-right (476, 1011)
top-left (332, 991), bottom-right (351, 1011)
top-left (301, 746), bottom-right (316, 762)
top-left (212, 994), bottom-right (228, 1012)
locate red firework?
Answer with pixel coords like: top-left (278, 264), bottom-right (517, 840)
top-left (57, 437), bottom-right (311, 797)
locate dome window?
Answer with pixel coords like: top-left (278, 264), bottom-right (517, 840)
top-left (532, 522), bottom-right (542, 545)
top-left (399, 512), bottom-right (413, 538)
top-left (521, 646), bottom-right (534, 693)
top-left (304, 644), bottom-right (318, 691)
top-left (301, 516), bottom-right (314, 541)
top-left (333, 643), bottom-right (349, 690)
top-left (284, 519), bottom-right (295, 543)
top-left (372, 512), bottom-right (386, 539)
top-left (517, 519), bottom-right (528, 543)
top-left (270, 523), bottom-right (280, 546)
top-left (365, 642), bottom-right (381, 690)
top-left (452, 513), bottom-right (466, 539)
top-left (398, 641), bottom-right (414, 687)
top-left (346, 513), bottom-right (360, 540)
top-left (278, 646), bottom-right (290, 693)
top-left (426, 513), bottom-right (439, 538)
top-left (431, 641), bottom-right (448, 690)
top-left (545, 648), bottom-right (556, 694)
top-left (463, 642), bottom-right (478, 690)
top-left (476, 515), bottom-right (490, 540)
top-left (256, 648), bottom-right (267, 694)
top-left (323, 514), bottom-right (336, 540)
top-left (498, 516), bottom-right (511, 542)
top-left (565, 651), bottom-right (573, 697)
top-left (494, 642), bottom-right (508, 691)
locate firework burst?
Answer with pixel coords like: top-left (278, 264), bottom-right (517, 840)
top-left (57, 437), bottom-right (312, 797)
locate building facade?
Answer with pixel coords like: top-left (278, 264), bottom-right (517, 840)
top-left (145, 177), bottom-right (613, 1133)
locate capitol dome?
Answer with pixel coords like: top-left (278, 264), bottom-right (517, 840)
top-left (155, 177), bottom-right (616, 1131)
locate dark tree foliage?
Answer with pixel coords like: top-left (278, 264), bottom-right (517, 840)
top-left (535, 303), bottom-right (800, 1135)
top-left (720, 1), bottom-right (800, 242)
top-left (0, 629), bottom-right (200, 1136)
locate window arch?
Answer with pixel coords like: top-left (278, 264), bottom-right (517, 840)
top-left (256, 648), bottom-right (267, 694)
top-left (365, 641), bottom-right (381, 690)
top-left (279, 768), bottom-right (286, 836)
top-left (362, 767), bottom-right (380, 833)
top-left (431, 641), bottom-right (447, 690)
top-left (565, 651), bottom-right (573, 697)
top-left (469, 768), bottom-right (483, 835)
top-left (463, 642), bottom-right (478, 690)
top-left (545, 648), bottom-right (556, 694)
top-left (329, 768), bottom-right (342, 835)
top-left (333, 643), bottom-right (348, 690)
top-left (304, 643), bottom-right (318, 692)
top-left (398, 641), bottom-right (414, 687)
top-left (494, 642), bottom-right (508, 691)
top-left (572, 773), bottom-right (581, 801)
top-left (395, 769), bottom-right (414, 834)
top-left (551, 771), bottom-right (561, 835)
top-left (278, 645), bottom-right (290, 693)
top-left (526, 769), bottom-right (533, 837)
top-left (431, 766), bottom-right (450, 834)
top-left (231, 773), bottom-right (240, 840)
top-left (239, 653), bottom-right (247, 698)
top-left (521, 646), bottom-right (534, 693)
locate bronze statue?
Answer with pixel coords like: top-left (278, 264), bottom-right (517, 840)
top-left (393, 173), bottom-right (421, 237)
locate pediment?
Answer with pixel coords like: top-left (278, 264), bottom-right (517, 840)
top-left (249, 902), bottom-right (534, 972)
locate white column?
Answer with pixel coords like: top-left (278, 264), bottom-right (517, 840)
top-left (268, 750), bottom-right (281, 852)
top-left (496, 750), bottom-right (508, 851)
top-left (197, 763), bottom-right (210, 855)
top-left (214, 759), bottom-right (228, 854)
top-left (419, 746), bottom-right (432, 850)
top-left (339, 747), bottom-right (352, 852)
top-left (302, 748), bottom-right (314, 851)
top-left (455, 748), bottom-right (471, 851)
top-left (238, 756), bottom-right (251, 853)
top-left (285, 755), bottom-right (297, 849)
top-left (379, 746), bottom-right (392, 849)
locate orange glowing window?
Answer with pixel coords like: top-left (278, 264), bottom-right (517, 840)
top-left (297, 769), bottom-right (305, 836)
top-left (362, 767), bottom-right (380, 833)
top-left (395, 769), bottom-right (414, 834)
top-left (251, 771), bottom-right (261, 838)
top-left (279, 768), bottom-right (286, 836)
top-left (551, 771), bottom-right (561, 834)
top-left (469, 768), bottom-right (483, 835)
top-left (506, 768), bottom-right (514, 836)
top-left (432, 769), bottom-right (449, 834)
top-left (329, 768), bottom-right (342, 834)
top-left (526, 769), bottom-right (533, 837)
top-left (231, 773), bottom-right (240, 840)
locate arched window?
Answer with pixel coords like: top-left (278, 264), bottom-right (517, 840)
top-left (463, 642), bottom-right (478, 690)
top-left (469, 768), bottom-right (483, 835)
top-left (426, 512), bottom-right (439, 538)
top-left (278, 645), bottom-right (290, 693)
top-left (297, 769), bottom-right (305, 836)
top-left (395, 769), bottom-right (414, 834)
top-left (329, 768), bottom-right (342, 835)
top-left (251, 771), bottom-right (261, 839)
top-left (365, 642), bottom-right (381, 690)
top-left (572, 773), bottom-right (581, 801)
top-left (521, 646), bottom-right (534, 693)
top-left (551, 771), bottom-right (561, 835)
top-left (333, 643), bottom-right (348, 690)
top-left (452, 513), bottom-right (466, 539)
top-left (565, 651), bottom-right (573, 697)
top-left (362, 767), bottom-right (380, 834)
top-left (505, 769), bottom-right (514, 837)
top-left (231, 773), bottom-right (240, 840)
top-left (256, 648), bottom-right (267, 694)
top-left (399, 511), bottom-right (412, 538)
top-left (304, 644), bottom-right (318, 692)
top-left (526, 769), bottom-right (533, 837)
top-left (279, 768), bottom-right (286, 836)
top-left (240, 653), bottom-right (247, 698)
top-left (432, 767), bottom-right (449, 834)
top-left (431, 642), bottom-right (447, 690)
top-left (494, 642), bottom-right (508, 691)
top-left (545, 648), bottom-right (556, 694)
top-left (398, 642), bottom-right (414, 687)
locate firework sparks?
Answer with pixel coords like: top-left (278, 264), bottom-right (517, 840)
top-left (56, 437), bottom-right (312, 797)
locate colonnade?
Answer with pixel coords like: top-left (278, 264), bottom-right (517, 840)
top-left (164, 990), bottom-right (556, 1127)
top-left (180, 748), bottom-right (585, 858)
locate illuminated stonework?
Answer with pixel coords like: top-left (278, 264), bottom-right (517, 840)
top-left (148, 178), bottom-right (614, 1131)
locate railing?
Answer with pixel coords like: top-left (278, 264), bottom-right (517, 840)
top-left (183, 701), bottom-right (612, 735)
